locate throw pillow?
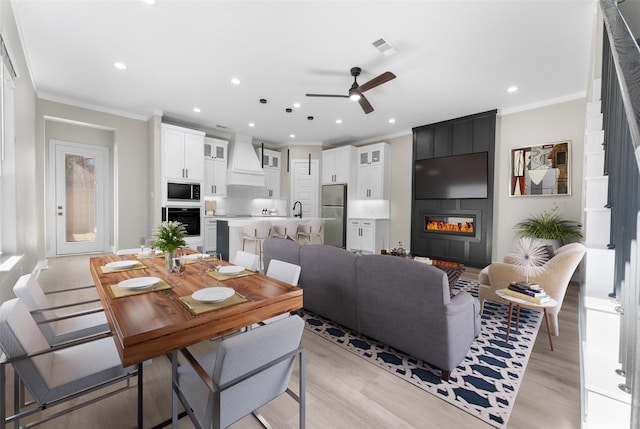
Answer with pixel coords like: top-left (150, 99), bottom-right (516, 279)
top-left (541, 245), bottom-right (555, 261)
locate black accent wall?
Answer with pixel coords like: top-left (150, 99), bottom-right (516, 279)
top-left (411, 110), bottom-right (497, 268)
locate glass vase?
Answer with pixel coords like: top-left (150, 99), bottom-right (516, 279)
top-left (165, 250), bottom-right (175, 273)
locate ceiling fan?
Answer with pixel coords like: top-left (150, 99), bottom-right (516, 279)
top-left (306, 67), bottom-right (396, 114)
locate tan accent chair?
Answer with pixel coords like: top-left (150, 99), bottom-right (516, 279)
top-left (478, 242), bottom-right (585, 336)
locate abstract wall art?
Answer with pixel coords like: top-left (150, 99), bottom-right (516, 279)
top-left (510, 141), bottom-right (570, 196)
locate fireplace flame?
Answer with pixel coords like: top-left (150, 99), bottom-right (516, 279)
top-left (426, 221), bottom-right (474, 234)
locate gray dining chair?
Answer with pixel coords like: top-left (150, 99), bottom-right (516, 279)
top-left (13, 273), bottom-right (109, 346)
top-left (0, 298), bottom-right (141, 429)
top-left (171, 315), bottom-right (305, 429)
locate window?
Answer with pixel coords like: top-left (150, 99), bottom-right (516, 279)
top-left (0, 33), bottom-right (17, 256)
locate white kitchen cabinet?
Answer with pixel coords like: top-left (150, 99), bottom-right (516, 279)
top-left (204, 137), bottom-right (228, 160)
top-left (204, 138), bottom-right (228, 196)
top-left (204, 158), bottom-right (227, 196)
top-left (322, 145), bottom-right (356, 184)
top-left (203, 217), bottom-right (217, 252)
top-left (257, 148), bottom-right (281, 198)
top-left (162, 123), bottom-right (205, 181)
top-left (347, 218), bottom-right (389, 254)
top-left (357, 143), bottom-right (389, 200)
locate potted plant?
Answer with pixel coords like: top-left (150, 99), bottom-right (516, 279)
top-left (514, 205), bottom-right (583, 246)
top-left (152, 221), bottom-right (187, 271)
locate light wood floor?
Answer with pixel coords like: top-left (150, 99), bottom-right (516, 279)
top-left (15, 255), bottom-right (580, 428)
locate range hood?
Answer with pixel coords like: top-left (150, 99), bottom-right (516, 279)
top-left (226, 134), bottom-right (265, 187)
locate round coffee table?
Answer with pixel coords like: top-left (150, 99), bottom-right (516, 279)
top-left (495, 289), bottom-right (557, 351)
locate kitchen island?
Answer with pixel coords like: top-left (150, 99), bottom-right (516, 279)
top-left (213, 216), bottom-right (326, 265)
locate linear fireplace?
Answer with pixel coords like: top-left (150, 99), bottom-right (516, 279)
top-left (420, 209), bottom-right (482, 243)
top-left (424, 214), bottom-right (475, 236)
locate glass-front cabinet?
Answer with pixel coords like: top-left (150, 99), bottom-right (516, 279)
top-left (356, 143), bottom-right (389, 200)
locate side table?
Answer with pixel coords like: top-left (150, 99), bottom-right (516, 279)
top-left (495, 289), bottom-right (557, 351)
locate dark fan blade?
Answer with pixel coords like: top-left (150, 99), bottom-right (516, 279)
top-left (359, 71), bottom-right (396, 93)
top-left (306, 93), bottom-right (349, 98)
top-left (357, 92), bottom-right (374, 114)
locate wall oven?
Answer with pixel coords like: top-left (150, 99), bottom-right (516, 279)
top-left (167, 182), bottom-right (201, 203)
top-left (162, 207), bottom-right (201, 236)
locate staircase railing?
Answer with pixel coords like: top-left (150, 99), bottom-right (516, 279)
top-left (599, 1), bottom-right (640, 426)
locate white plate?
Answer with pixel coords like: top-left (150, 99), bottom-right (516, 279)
top-left (106, 260), bottom-right (139, 269)
top-left (219, 265), bottom-right (245, 275)
top-left (192, 287), bottom-right (235, 303)
top-left (118, 277), bottom-right (161, 290)
top-left (183, 253), bottom-right (208, 261)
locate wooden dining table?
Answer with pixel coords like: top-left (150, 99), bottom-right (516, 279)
top-left (89, 251), bottom-right (303, 367)
top-left (89, 251), bottom-right (302, 428)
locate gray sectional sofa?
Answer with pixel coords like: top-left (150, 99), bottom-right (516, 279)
top-left (263, 238), bottom-right (481, 381)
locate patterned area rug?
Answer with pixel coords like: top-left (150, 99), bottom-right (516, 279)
top-left (298, 278), bottom-right (542, 428)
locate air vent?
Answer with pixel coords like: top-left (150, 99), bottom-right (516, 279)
top-left (371, 37), bottom-right (397, 57)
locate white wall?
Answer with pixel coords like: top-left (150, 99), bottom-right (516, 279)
top-left (387, 134), bottom-right (412, 250)
top-left (36, 100), bottom-right (149, 253)
top-left (0, 0), bottom-right (38, 302)
top-left (493, 98), bottom-right (586, 261)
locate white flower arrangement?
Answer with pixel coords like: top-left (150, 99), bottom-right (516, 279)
top-left (506, 237), bottom-right (549, 284)
top-left (152, 221), bottom-right (187, 253)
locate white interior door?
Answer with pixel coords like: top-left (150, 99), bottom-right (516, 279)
top-left (51, 140), bottom-right (108, 255)
top-left (291, 159), bottom-right (319, 218)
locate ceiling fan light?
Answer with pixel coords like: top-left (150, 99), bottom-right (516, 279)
top-left (349, 93), bottom-right (361, 101)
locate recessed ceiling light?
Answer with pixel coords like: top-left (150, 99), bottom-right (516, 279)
top-left (248, 123), bottom-right (255, 127)
top-left (289, 134), bottom-right (296, 138)
top-left (113, 62), bottom-right (127, 70)
top-left (193, 107), bottom-right (201, 113)
top-left (507, 86), bottom-right (519, 93)
top-left (388, 118), bottom-right (396, 124)
top-left (336, 119), bottom-right (343, 124)
top-left (293, 102), bottom-right (301, 108)
top-left (231, 78), bottom-right (241, 85)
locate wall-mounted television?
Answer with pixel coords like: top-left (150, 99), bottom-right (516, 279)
top-left (414, 152), bottom-right (489, 199)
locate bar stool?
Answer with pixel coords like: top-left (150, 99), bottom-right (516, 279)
top-left (272, 220), bottom-right (300, 240)
top-left (297, 219), bottom-right (323, 245)
top-left (241, 221), bottom-right (272, 270)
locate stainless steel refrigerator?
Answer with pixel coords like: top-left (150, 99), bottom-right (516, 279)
top-left (321, 184), bottom-right (347, 248)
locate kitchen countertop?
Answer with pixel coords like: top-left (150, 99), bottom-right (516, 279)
top-left (206, 216), bottom-right (325, 227)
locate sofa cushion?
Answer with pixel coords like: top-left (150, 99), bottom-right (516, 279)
top-left (299, 245), bottom-right (359, 331)
top-left (355, 255), bottom-right (459, 370)
top-left (263, 238), bottom-right (302, 273)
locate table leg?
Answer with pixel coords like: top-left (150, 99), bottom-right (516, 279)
top-left (505, 302), bottom-right (513, 342)
top-left (543, 309), bottom-right (554, 351)
top-left (138, 362), bottom-right (143, 429)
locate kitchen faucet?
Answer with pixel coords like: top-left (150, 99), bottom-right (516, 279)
top-left (293, 201), bottom-right (302, 218)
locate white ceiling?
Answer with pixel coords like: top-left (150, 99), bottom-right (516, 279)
top-left (11, 0), bottom-right (597, 147)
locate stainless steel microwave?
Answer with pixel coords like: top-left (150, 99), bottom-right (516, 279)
top-left (167, 182), bottom-right (201, 202)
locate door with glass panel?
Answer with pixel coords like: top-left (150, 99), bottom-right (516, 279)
top-left (52, 140), bottom-right (108, 254)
